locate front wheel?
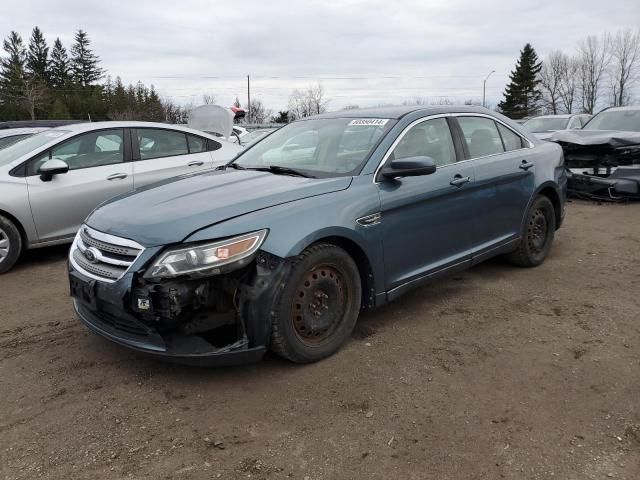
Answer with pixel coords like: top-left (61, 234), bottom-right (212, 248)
top-left (506, 195), bottom-right (556, 267)
top-left (0, 215), bottom-right (22, 274)
top-left (269, 244), bottom-right (362, 363)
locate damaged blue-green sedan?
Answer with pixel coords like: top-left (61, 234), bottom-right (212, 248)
top-left (68, 106), bottom-right (566, 365)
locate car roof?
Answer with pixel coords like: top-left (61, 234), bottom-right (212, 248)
top-left (600, 106), bottom-right (640, 113)
top-left (48, 121), bottom-right (232, 141)
top-left (528, 114), bottom-right (572, 119)
top-left (309, 104), bottom-right (497, 120)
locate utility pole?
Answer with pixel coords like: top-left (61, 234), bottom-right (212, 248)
top-left (482, 70), bottom-right (495, 108)
top-left (247, 75), bottom-right (251, 123)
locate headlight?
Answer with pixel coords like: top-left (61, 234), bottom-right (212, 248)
top-left (144, 229), bottom-right (268, 279)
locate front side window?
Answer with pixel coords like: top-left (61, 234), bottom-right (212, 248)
top-left (137, 129), bottom-right (189, 160)
top-left (457, 117), bottom-right (504, 158)
top-left (390, 118), bottom-right (456, 167)
top-left (29, 129), bottom-right (124, 174)
top-left (497, 123), bottom-right (524, 151)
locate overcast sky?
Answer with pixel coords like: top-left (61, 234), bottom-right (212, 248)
top-left (2, 0), bottom-right (639, 112)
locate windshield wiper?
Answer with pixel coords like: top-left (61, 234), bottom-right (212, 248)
top-left (265, 165), bottom-right (315, 178)
top-left (231, 165), bottom-right (314, 178)
top-left (225, 163), bottom-right (246, 170)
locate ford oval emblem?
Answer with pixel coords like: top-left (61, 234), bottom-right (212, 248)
top-left (83, 247), bottom-right (100, 263)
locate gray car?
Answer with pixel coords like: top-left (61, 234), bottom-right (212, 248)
top-left (523, 114), bottom-right (592, 140)
top-left (0, 121), bottom-right (242, 273)
top-left (67, 106), bottom-right (567, 365)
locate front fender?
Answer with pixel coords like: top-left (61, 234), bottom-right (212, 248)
top-left (184, 175), bottom-right (386, 296)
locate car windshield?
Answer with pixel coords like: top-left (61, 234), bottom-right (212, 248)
top-left (232, 118), bottom-right (395, 177)
top-left (523, 117), bottom-right (569, 132)
top-left (0, 129), bottom-right (68, 167)
top-left (583, 109), bottom-right (640, 132)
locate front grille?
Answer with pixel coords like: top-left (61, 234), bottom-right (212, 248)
top-left (69, 225), bottom-right (144, 283)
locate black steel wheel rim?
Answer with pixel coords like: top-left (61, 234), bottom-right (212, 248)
top-left (527, 208), bottom-right (548, 254)
top-left (291, 264), bottom-right (350, 347)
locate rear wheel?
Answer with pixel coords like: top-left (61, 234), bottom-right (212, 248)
top-left (0, 215), bottom-right (22, 274)
top-left (506, 195), bottom-right (556, 267)
top-left (270, 244), bottom-right (362, 363)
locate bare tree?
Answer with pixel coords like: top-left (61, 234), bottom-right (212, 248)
top-left (202, 93), bottom-right (216, 105)
top-left (609, 29), bottom-right (640, 106)
top-left (247, 99), bottom-right (272, 124)
top-left (577, 34), bottom-right (611, 113)
top-left (558, 55), bottom-right (580, 113)
top-left (288, 84), bottom-right (329, 120)
top-left (19, 76), bottom-right (48, 120)
top-left (539, 51), bottom-right (567, 114)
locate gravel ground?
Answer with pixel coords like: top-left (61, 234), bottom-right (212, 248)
top-left (1, 200), bottom-right (639, 480)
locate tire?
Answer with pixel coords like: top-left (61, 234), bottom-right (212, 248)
top-left (0, 215), bottom-right (22, 274)
top-left (506, 195), bottom-right (556, 267)
top-left (270, 244), bottom-right (362, 363)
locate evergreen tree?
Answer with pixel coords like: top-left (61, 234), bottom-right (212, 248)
top-left (498, 43), bottom-right (542, 119)
top-left (26, 26), bottom-right (49, 82)
top-left (49, 97), bottom-right (70, 119)
top-left (70, 29), bottom-right (103, 86)
top-left (0, 31), bottom-right (28, 119)
top-left (49, 38), bottom-right (70, 89)
top-left (111, 76), bottom-right (127, 112)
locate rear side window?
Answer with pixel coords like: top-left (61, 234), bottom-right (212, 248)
top-left (187, 134), bottom-right (208, 153)
top-left (207, 139), bottom-right (222, 151)
top-left (496, 123), bottom-right (524, 151)
top-left (137, 129), bottom-right (189, 160)
top-left (28, 129), bottom-right (125, 175)
top-left (457, 117), bottom-right (504, 158)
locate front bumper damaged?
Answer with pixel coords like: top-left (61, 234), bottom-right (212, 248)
top-left (69, 251), bottom-right (290, 366)
top-left (550, 130), bottom-right (640, 202)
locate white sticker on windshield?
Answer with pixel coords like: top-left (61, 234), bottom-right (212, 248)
top-left (348, 119), bottom-right (389, 127)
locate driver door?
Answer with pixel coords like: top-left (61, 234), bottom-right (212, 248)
top-left (377, 117), bottom-right (475, 292)
top-left (25, 128), bottom-right (133, 242)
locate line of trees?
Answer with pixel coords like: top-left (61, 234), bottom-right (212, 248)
top-left (499, 29), bottom-right (640, 119)
top-left (0, 27), bottom-right (190, 122)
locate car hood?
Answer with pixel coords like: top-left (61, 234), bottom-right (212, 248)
top-left (549, 129), bottom-right (640, 147)
top-left (87, 169), bottom-right (352, 246)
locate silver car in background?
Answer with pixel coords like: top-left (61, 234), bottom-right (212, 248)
top-left (523, 114), bottom-right (592, 140)
top-left (0, 121), bottom-right (242, 273)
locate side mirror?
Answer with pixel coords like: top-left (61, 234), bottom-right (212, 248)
top-left (381, 156), bottom-right (437, 179)
top-left (39, 158), bottom-right (69, 181)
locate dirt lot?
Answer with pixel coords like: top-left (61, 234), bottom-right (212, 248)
top-left (1, 200), bottom-right (639, 480)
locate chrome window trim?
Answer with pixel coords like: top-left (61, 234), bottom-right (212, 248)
top-left (373, 112), bottom-right (534, 184)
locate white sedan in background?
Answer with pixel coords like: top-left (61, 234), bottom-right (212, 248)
top-left (0, 121), bottom-right (242, 273)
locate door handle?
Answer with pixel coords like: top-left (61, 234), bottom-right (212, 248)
top-left (450, 175), bottom-right (471, 187)
top-left (188, 160), bottom-right (204, 167)
top-left (106, 173), bottom-right (128, 181)
top-left (519, 160), bottom-right (535, 171)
